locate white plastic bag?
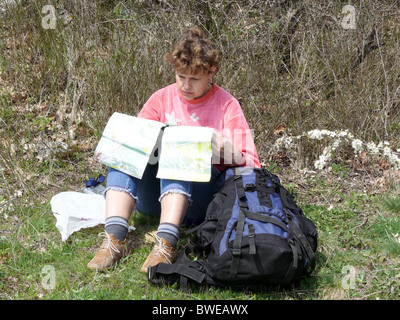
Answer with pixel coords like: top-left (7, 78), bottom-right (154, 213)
top-left (50, 192), bottom-right (106, 241)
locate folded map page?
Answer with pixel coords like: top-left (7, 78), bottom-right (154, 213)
top-left (94, 113), bottom-right (213, 182)
top-left (94, 113), bottom-right (165, 179)
top-left (156, 125), bottom-right (214, 182)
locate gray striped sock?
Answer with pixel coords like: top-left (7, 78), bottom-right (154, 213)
top-left (157, 223), bottom-right (179, 248)
top-left (105, 216), bottom-right (129, 241)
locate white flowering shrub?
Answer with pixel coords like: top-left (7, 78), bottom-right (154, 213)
top-left (273, 129), bottom-right (400, 170)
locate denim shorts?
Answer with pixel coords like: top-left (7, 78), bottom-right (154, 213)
top-left (104, 163), bottom-right (222, 225)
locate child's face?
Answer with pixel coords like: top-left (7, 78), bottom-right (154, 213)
top-left (175, 69), bottom-right (214, 100)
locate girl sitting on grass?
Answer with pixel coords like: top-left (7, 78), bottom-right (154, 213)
top-left (87, 26), bottom-right (260, 272)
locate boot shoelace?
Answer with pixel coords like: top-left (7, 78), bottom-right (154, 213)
top-left (154, 235), bottom-right (173, 264)
top-left (98, 231), bottom-right (121, 258)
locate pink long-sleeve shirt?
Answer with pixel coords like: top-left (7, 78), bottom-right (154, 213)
top-left (138, 83), bottom-right (260, 171)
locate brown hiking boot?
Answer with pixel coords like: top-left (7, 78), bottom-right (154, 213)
top-left (140, 236), bottom-right (178, 273)
top-left (87, 232), bottom-right (129, 270)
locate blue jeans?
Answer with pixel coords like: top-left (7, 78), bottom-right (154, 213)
top-left (105, 164), bottom-right (222, 226)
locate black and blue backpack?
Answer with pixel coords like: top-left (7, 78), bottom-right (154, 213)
top-left (148, 167), bottom-right (318, 290)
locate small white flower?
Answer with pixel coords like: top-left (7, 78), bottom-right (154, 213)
top-left (383, 146), bottom-right (392, 157)
top-left (314, 158), bottom-right (325, 170)
top-left (367, 142), bottom-right (379, 155)
top-left (307, 130), bottom-right (323, 140)
top-left (338, 130), bottom-right (349, 138)
top-left (351, 139), bottom-right (363, 154)
top-left (387, 153), bottom-right (400, 168)
top-left (283, 136), bottom-right (293, 148)
top-left (332, 139), bottom-right (341, 149)
top-left (273, 127), bottom-right (400, 171)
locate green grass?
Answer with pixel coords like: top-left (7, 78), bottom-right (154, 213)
top-left (1, 0), bottom-right (400, 300)
top-left (1, 171), bottom-right (400, 300)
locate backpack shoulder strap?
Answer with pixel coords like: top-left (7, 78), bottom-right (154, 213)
top-left (148, 243), bottom-right (217, 291)
top-left (148, 261), bottom-right (204, 283)
top-left (229, 175), bottom-right (248, 280)
top-left (285, 209), bottom-right (316, 273)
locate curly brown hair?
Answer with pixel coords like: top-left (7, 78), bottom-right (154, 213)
top-left (164, 27), bottom-right (220, 75)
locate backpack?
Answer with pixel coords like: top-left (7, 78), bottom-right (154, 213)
top-left (148, 167), bottom-right (318, 290)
